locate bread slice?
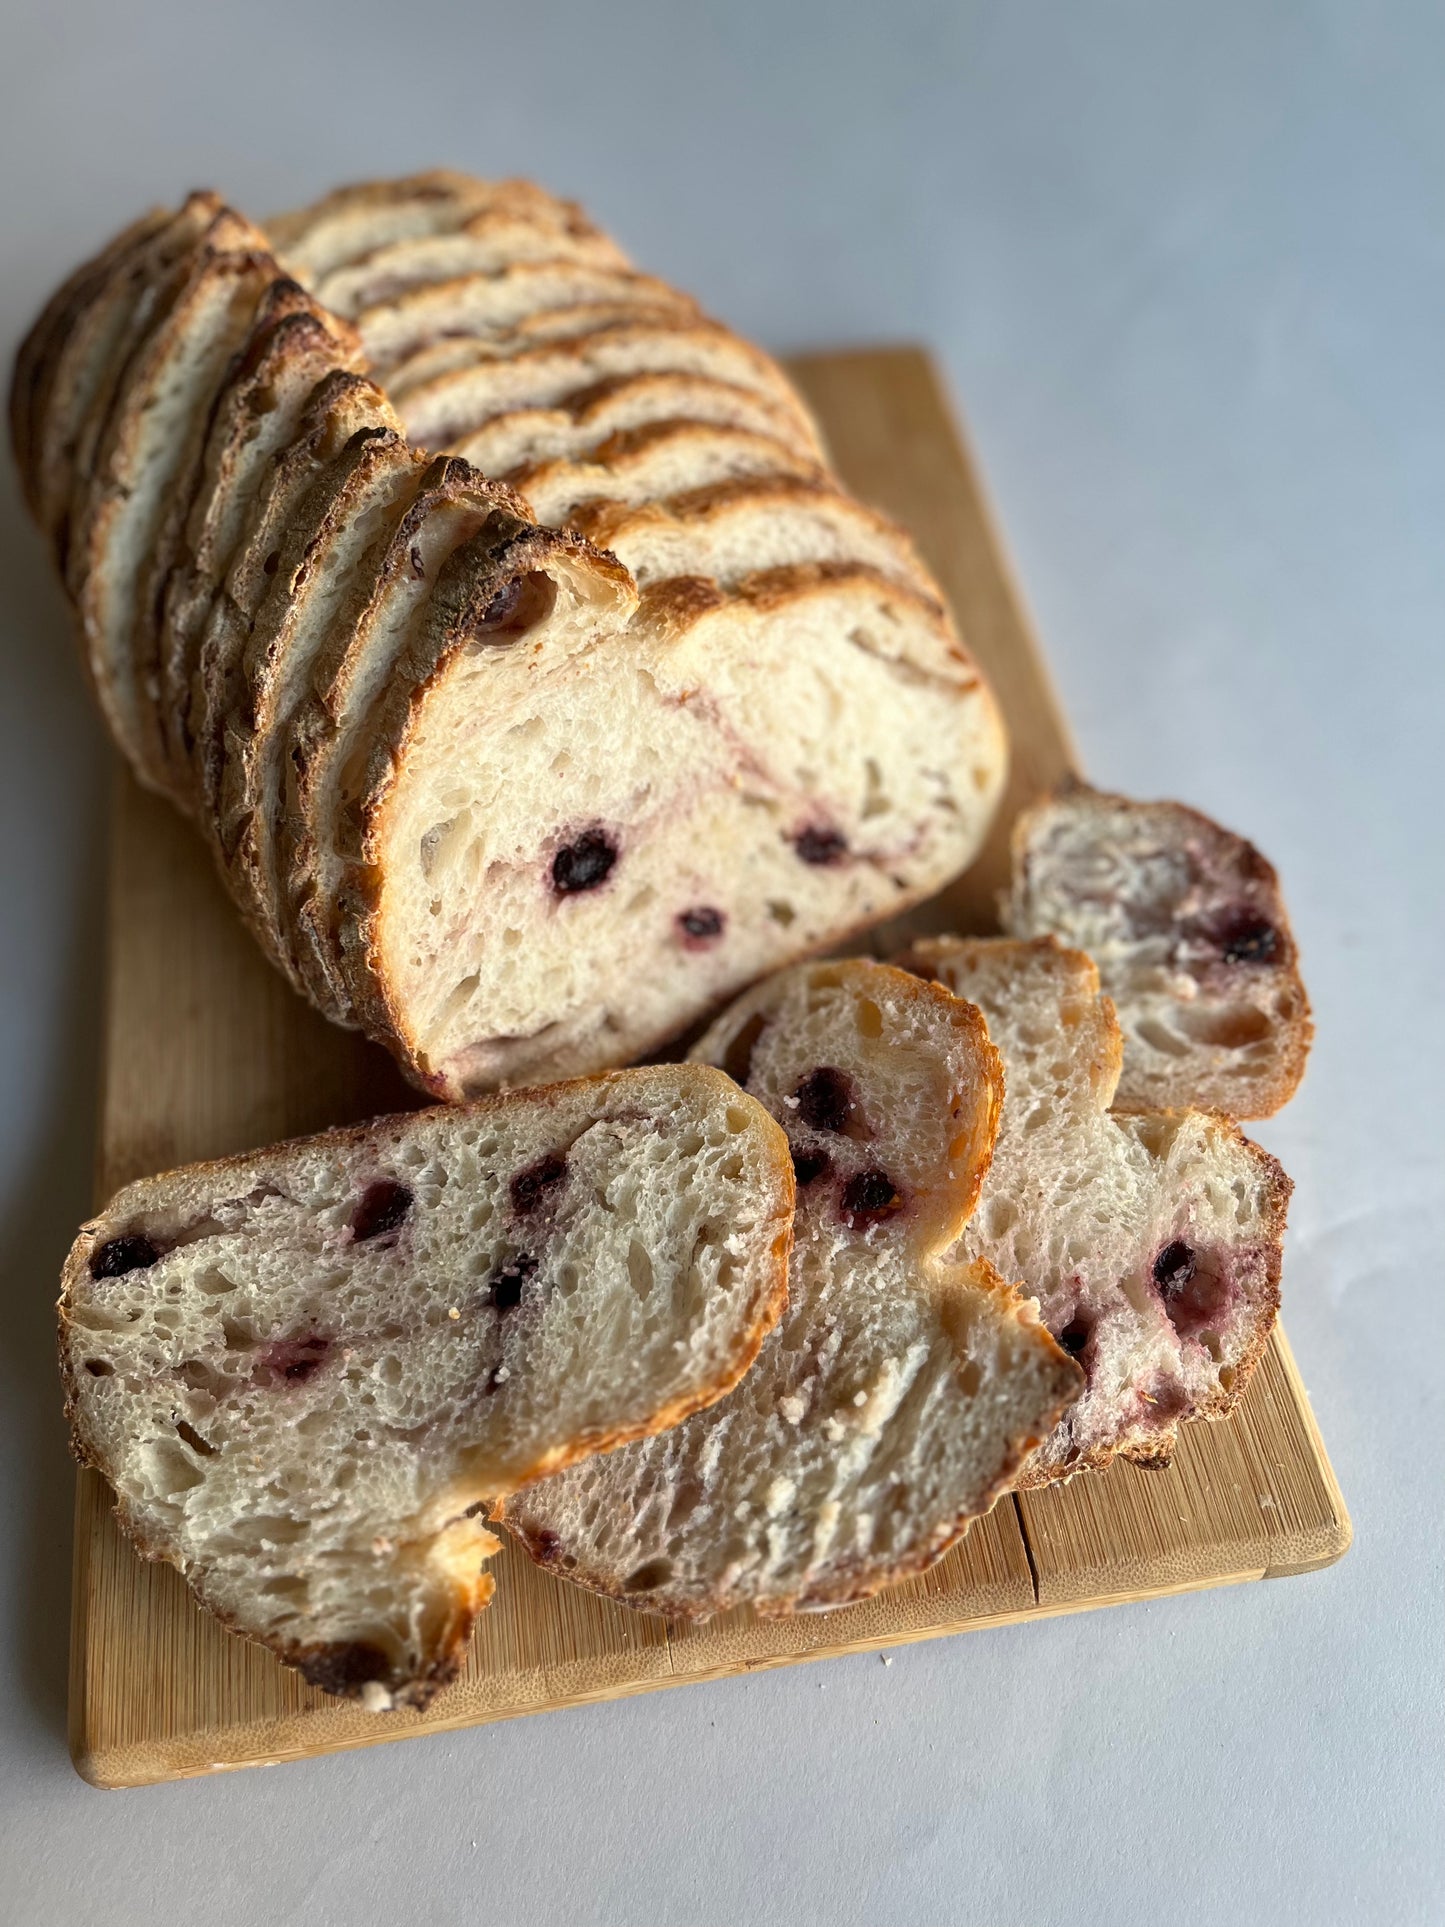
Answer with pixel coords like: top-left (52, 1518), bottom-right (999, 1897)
top-left (513, 422), bottom-right (823, 528)
top-left (504, 961), bottom-right (1079, 1617)
top-left (64, 234), bottom-right (276, 786)
top-left (269, 173), bottom-right (609, 286)
top-left (157, 299), bottom-right (365, 793)
top-left (355, 263), bottom-right (698, 375)
top-left (336, 562), bottom-right (1004, 1096)
top-left (894, 936), bottom-right (1290, 1481)
top-left (454, 371), bottom-right (819, 475)
top-left (9, 205), bottom-right (169, 521)
top-left (283, 484), bottom-right (639, 1024)
top-left (569, 475), bottom-right (935, 598)
top-left (313, 212), bottom-right (632, 318)
top-left (388, 321), bottom-right (825, 459)
top-left (60, 1066), bottom-right (794, 1706)
top-left (23, 196), bottom-right (223, 553)
top-left (191, 371), bottom-right (400, 832)
top-left (1003, 783), bottom-right (1311, 1118)
top-left (215, 432), bottom-right (423, 973)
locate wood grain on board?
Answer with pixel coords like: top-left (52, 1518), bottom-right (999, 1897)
top-left (69, 348), bottom-right (1350, 1788)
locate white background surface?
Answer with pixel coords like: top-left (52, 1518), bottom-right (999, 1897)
top-left (2, 4), bottom-right (1441, 1921)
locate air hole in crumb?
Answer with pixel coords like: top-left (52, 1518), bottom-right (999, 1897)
top-left (766, 900), bottom-right (796, 927)
top-left (83, 1358), bottom-right (114, 1377)
top-left (623, 1558), bottom-right (673, 1592)
top-left (175, 1419), bottom-right (216, 1457)
top-left (791, 1149), bottom-right (832, 1187)
top-left (1058, 1317), bottom-right (1092, 1359)
top-left (473, 570), bottom-right (556, 642)
top-left (855, 998), bottom-right (884, 1039)
top-left (627, 1238), bottom-right (654, 1301)
top-left (352, 1180), bottom-right (413, 1242)
top-left (720, 1012), bottom-right (768, 1087)
top-left (490, 1253), bottom-right (538, 1311)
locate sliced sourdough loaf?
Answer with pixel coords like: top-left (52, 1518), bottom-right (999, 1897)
top-left (894, 936), bottom-right (1290, 1481)
top-left (60, 1066), bottom-right (793, 1706)
top-left (504, 961), bottom-right (1079, 1617)
top-left (1004, 782), bottom-right (1312, 1117)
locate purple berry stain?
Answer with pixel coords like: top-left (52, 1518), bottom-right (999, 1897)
top-left (840, 1169), bottom-right (902, 1231)
top-left (352, 1180), bottom-right (413, 1242)
top-left (510, 1153), bottom-right (567, 1215)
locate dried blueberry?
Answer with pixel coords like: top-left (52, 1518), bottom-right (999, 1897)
top-left (1218, 914), bottom-right (1279, 964)
top-left (1152, 1241), bottom-right (1197, 1298)
top-left (552, 830), bottom-right (618, 895)
top-left (678, 906), bottom-right (725, 945)
top-left (791, 1149), bottom-right (833, 1188)
top-left (490, 1253), bottom-right (539, 1311)
top-left (840, 1169), bottom-right (902, 1230)
top-left (90, 1235), bottom-right (160, 1280)
top-left (476, 570), bottom-right (554, 639)
top-left (510, 1153), bottom-right (567, 1215)
top-left (793, 826), bottom-right (848, 866)
top-left (795, 1067), bottom-right (857, 1135)
top-left (352, 1180), bottom-right (413, 1242)
top-left (1058, 1317), bottom-right (1092, 1359)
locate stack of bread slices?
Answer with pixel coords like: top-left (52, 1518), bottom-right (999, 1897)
top-left (21, 172), bottom-right (1313, 1710)
top-left (11, 174), bottom-right (1006, 1100)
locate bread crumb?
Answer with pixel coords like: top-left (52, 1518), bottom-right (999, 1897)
top-left (778, 1394), bottom-right (806, 1425)
top-left (360, 1681), bottom-right (394, 1714)
top-left (853, 1389), bottom-right (868, 1407)
top-left (822, 1417), bottom-right (846, 1443)
top-left (493, 1366), bottom-right (510, 1384)
top-left (764, 1476), bottom-right (796, 1517)
top-left (448, 1307), bottom-right (461, 1321)
top-left (880, 1654), bottom-right (893, 1667)
top-left (782, 1096), bottom-right (800, 1109)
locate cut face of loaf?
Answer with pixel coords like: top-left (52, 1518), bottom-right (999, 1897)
top-left (311, 213), bottom-right (632, 319)
top-left (894, 937), bottom-right (1289, 1482)
top-left (1004, 783), bottom-right (1312, 1118)
top-left (348, 565), bottom-right (1004, 1096)
top-left (60, 1067), bottom-right (793, 1707)
top-left (503, 962), bottom-right (1079, 1618)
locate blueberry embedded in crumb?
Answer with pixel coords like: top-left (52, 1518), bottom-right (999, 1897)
top-left (90, 1235), bottom-right (160, 1280)
top-left (1058, 1317), bottom-right (1092, 1359)
top-left (794, 1067), bottom-right (858, 1135)
top-left (792, 826), bottom-right (848, 866)
top-left (677, 906), bottom-right (725, 947)
top-left (490, 1253), bottom-right (539, 1311)
top-left (1195, 906), bottom-right (1280, 965)
top-left (791, 1149), bottom-right (833, 1187)
top-left (509, 1153), bottom-right (567, 1215)
top-left (839, 1169), bottom-right (902, 1230)
top-left (1152, 1241), bottom-right (1197, 1297)
top-left (352, 1180), bottom-right (413, 1242)
top-left (552, 830), bottom-right (618, 895)
top-left (475, 570), bottom-right (555, 640)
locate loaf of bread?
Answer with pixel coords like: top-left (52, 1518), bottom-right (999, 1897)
top-left (895, 937), bottom-right (1290, 1480)
top-left (1004, 782), bottom-right (1311, 1118)
top-left (11, 177), bottom-right (1008, 1097)
top-left (60, 1068), bottom-right (793, 1705)
top-left (503, 961), bottom-right (1080, 1617)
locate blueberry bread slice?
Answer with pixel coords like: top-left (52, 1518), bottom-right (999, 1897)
top-left (895, 936), bottom-right (1290, 1481)
top-left (1003, 782), bottom-right (1312, 1118)
top-left (504, 962), bottom-right (1079, 1618)
top-left (60, 1066), bottom-right (793, 1707)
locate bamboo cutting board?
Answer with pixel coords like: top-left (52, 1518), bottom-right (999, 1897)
top-left (70, 348), bottom-right (1350, 1788)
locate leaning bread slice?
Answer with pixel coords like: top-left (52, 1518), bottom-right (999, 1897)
top-left (334, 562), bottom-right (1004, 1096)
top-left (894, 936), bottom-right (1290, 1481)
top-left (9, 205), bottom-right (169, 521)
top-left (281, 475), bottom-right (639, 1023)
top-left (1004, 782), bottom-right (1312, 1118)
top-left (514, 421), bottom-right (824, 527)
top-left (60, 1066), bottom-right (793, 1707)
top-left (313, 212), bottom-right (631, 318)
top-left (190, 370), bottom-right (399, 827)
top-left (158, 300), bottom-right (365, 793)
top-left (390, 321), bottom-right (824, 459)
top-left (570, 475), bottom-right (935, 598)
top-left (504, 962), bottom-right (1078, 1617)
top-left (25, 195), bottom-right (224, 550)
top-left (355, 263), bottom-right (697, 375)
top-left (215, 432), bottom-right (423, 975)
top-left (455, 371), bottom-right (818, 476)
top-left (65, 235), bottom-right (276, 787)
